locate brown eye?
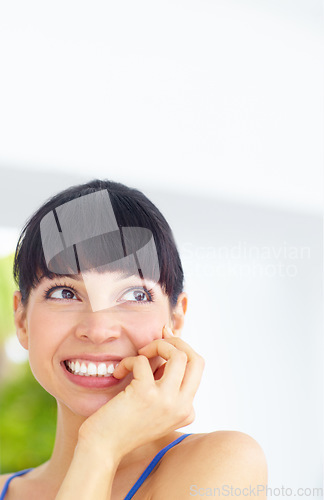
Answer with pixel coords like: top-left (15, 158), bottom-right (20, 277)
top-left (119, 288), bottom-right (152, 304)
top-left (133, 290), bottom-right (146, 302)
top-left (50, 288), bottom-right (77, 300)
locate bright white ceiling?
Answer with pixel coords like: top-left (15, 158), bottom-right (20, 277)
top-left (0, 0), bottom-right (322, 214)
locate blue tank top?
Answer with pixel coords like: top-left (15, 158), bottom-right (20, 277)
top-left (0, 433), bottom-right (192, 500)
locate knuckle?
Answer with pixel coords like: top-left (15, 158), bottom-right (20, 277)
top-left (144, 385), bottom-right (157, 400)
top-left (175, 350), bottom-right (188, 362)
top-left (186, 408), bottom-right (196, 424)
top-left (137, 354), bottom-right (148, 364)
top-left (161, 394), bottom-right (174, 412)
top-left (182, 407), bottom-right (195, 425)
top-left (178, 403), bottom-right (192, 421)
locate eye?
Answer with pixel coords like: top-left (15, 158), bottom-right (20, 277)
top-left (119, 288), bottom-right (153, 304)
top-left (45, 287), bottom-right (78, 301)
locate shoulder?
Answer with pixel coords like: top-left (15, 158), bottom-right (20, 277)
top-left (152, 431), bottom-right (267, 499)
top-left (0, 473), bottom-right (13, 491)
top-left (192, 429), bottom-right (267, 460)
top-left (167, 430), bottom-right (267, 469)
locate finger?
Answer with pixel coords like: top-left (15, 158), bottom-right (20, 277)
top-left (162, 325), bottom-right (174, 338)
top-left (146, 337), bottom-right (205, 399)
top-left (139, 337), bottom-right (194, 362)
top-left (113, 355), bottom-right (155, 384)
top-left (157, 349), bottom-right (188, 392)
top-left (139, 340), bottom-right (188, 391)
top-left (138, 338), bottom-right (179, 359)
top-left (178, 355), bottom-right (205, 399)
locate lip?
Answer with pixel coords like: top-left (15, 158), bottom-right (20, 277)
top-left (61, 361), bottom-right (124, 389)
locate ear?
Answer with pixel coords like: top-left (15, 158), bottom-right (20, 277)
top-left (13, 291), bottom-right (29, 350)
top-left (170, 292), bottom-right (188, 337)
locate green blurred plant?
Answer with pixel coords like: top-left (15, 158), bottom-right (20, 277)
top-left (0, 253), bottom-right (16, 342)
top-left (0, 253), bottom-right (57, 473)
top-left (0, 363), bottom-right (57, 473)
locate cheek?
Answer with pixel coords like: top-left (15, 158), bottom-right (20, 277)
top-left (27, 311), bottom-right (65, 385)
top-left (123, 310), bottom-right (170, 377)
top-left (28, 310), bottom-right (63, 350)
top-left (124, 310), bottom-right (168, 349)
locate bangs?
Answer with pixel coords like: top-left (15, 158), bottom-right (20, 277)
top-left (13, 179), bottom-right (183, 306)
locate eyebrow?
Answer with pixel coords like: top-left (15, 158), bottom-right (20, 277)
top-left (38, 273), bottom-right (82, 283)
top-left (38, 271), bottom-right (153, 283)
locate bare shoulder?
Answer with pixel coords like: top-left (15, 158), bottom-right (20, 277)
top-left (152, 431), bottom-right (268, 500)
top-left (161, 430), bottom-right (267, 469)
top-left (193, 429), bottom-right (268, 460)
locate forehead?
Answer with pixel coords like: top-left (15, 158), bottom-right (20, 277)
top-left (38, 270), bottom-right (160, 288)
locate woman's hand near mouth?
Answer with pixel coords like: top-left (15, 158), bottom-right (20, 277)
top-left (55, 325), bottom-right (204, 499)
top-left (77, 324), bottom-right (205, 462)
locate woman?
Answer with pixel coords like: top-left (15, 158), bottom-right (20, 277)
top-left (0, 179), bottom-right (267, 499)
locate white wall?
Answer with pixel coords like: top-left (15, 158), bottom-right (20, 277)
top-left (161, 192), bottom-right (323, 496)
top-left (0, 0), bottom-right (322, 214)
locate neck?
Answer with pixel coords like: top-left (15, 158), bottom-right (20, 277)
top-left (37, 402), bottom-right (181, 492)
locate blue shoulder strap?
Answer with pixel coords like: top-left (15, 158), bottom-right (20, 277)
top-left (124, 433), bottom-right (192, 500)
top-left (0, 468), bottom-right (34, 500)
top-left (0, 434), bottom-right (192, 500)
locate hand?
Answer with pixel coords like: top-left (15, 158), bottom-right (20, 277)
top-left (78, 326), bottom-right (205, 462)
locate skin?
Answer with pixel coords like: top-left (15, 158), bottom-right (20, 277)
top-left (9, 271), bottom-right (190, 497)
top-left (1, 270), bottom-right (268, 499)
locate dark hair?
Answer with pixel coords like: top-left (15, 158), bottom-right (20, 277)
top-left (13, 179), bottom-right (184, 308)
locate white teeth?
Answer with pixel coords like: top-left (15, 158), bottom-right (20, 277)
top-left (80, 362), bottom-right (87, 376)
top-left (107, 363), bottom-right (115, 375)
top-left (87, 363), bottom-right (97, 376)
top-left (97, 363), bottom-right (107, 376)
top-left (65, 360), bottom-right (118, 377)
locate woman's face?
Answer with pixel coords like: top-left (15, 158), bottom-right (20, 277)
top-left (14, 271), bottom-right (179, 417)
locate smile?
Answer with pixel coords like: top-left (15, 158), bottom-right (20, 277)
top-left (64, 359), bottom-right (120, 377)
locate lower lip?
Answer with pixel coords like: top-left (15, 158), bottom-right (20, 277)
top-left (61, 362), bottom-right (123, 389)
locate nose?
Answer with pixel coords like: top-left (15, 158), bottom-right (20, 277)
top-left (75, 311), bottom-right (122, 344)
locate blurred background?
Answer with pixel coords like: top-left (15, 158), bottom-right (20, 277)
top-left (0, 0), bottom-right (322, 497)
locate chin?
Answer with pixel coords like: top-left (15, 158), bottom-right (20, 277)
top-left (62, 393), bottom-right (113, 419)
